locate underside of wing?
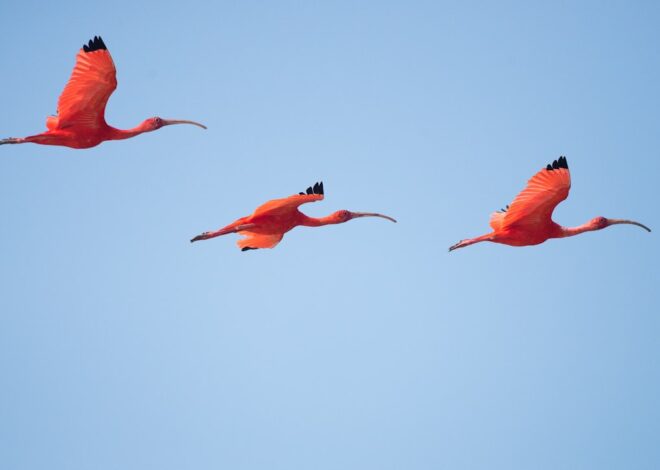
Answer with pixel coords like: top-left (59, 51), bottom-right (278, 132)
top-left (237, 232), bottom-right (284, 251)
top-left (496, 156), bottom-right (572, 230)
top-left (252, 182), bottom-right (325, 218)
top-left (50, 36), bottom-right (117, 130)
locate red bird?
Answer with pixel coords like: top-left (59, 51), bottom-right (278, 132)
top-left (449, 156), bottom-right (650, 252)
top-left (191, 182), bottom-right (397, 251)
top-left (1, 36), bottom-right (206, 149)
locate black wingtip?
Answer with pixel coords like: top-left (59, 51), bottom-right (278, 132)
top-left (241, 247), bottom-right (258, 252)
top-left (82, 35), bottom-right (107, 53)
top-left (546, 155), bottom-right (569, 171)
top-left (300, 181), bottom-right (324, 196)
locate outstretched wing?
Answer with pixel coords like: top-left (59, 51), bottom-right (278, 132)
top-left (252, 181), bottom-right (325, 218)
top-left (490, 156), bottom-right (571, 230)
top-left (49, 36), bottom-right (117, 130)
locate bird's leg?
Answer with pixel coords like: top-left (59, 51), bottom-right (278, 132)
top-left (0, 137), bottom-right (24, 145)
top-left (448, 234), bottom-right (493, 252)
top-left (448, 240), bottom-right (470, 252)
top-left (190, 223), bottom-right (256, 243)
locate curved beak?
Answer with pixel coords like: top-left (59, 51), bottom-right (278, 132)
top-left (607, 218), bottom-right (651, 232)
top-left (350, 212), bottom-right (397, 223)
top-left (161, 119), bottom-right (207, 130)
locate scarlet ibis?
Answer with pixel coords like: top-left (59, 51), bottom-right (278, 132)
top-left (449, 156), bottom-right (650, 252)
top-left (191, 182), bottom-right (397, 251)
top-left (0, 36), bottom-right (206, 149)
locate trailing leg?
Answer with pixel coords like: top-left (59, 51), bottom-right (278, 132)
top-left (448, 233), bottom-right (493, 252)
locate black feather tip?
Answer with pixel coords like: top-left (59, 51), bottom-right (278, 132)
top-left (82, 36), bottom-right (107, 53)
top-left (546, 156), bottom-right (568, 171)
top-left (241, 247), bottom-right (258, 252)
top-left (300, 181), bottom-right (324, 196)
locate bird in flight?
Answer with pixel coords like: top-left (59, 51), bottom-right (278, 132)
top-left (1, 36), bottom-right (206, 149)
top-left (449, 156), bottom-right (650, 252)
top-left (191, 182), bottom-right (397, 251)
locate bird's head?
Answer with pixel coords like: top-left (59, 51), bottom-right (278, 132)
top-left (590, 216), bottom-right (609, 230)
top-left (144, 116), bottom-right (207, 132)
top-left (590, 216), bottom-right (651, 232)
top-left (330, 210), bottom-right (397, 224)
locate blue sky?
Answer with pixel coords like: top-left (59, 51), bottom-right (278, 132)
top-left (1, 1), bottom-right (659, 469)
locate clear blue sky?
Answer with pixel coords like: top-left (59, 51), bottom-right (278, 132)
top-left (1, 1), bottom-right (659, 469)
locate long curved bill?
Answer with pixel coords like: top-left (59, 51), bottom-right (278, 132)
top-left (350, 212), bottom-right (397, 223)
top-left (162, 119), bottom-right (207, 129)
top-left (607, 218), bottom-right (651, 232)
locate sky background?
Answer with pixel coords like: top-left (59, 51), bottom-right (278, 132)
top-left (1, 1), bottom-right (659, 469)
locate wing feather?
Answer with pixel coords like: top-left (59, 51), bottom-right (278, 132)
top-left (51, 37), bottom-right (117, 130)
top-left (252, 194), bottom-right (323, 217)
top-left (252, 182), bottom-right (325, 218)
top-left (237, 232), bottom-right (284, 250)
top-left (494, 157), bottom-right (571, 230)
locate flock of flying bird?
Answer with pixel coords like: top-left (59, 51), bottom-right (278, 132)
top-left (1, 36), bottom-right (651, 251)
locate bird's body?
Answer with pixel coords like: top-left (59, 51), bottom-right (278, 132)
top-left (449, 156), bottom-right (650, 251)
top-left (191, 182), bottom-right (397, 251)
top-left (1, 36), bottom-right (205, 149)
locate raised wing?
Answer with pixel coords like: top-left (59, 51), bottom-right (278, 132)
top-left (490, 156), bottom-right (571, 230)
top-left (50, 36), bottom-right (117, 130)
top-left (252, 181), bottom-right (324, 218)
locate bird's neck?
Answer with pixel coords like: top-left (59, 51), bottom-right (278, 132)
top-left (106, 123), bottom-right (150, 141)
top-left (559, 221), bottom-right (598, 238)
top-left (299, 214), bottom-right (339, 227)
